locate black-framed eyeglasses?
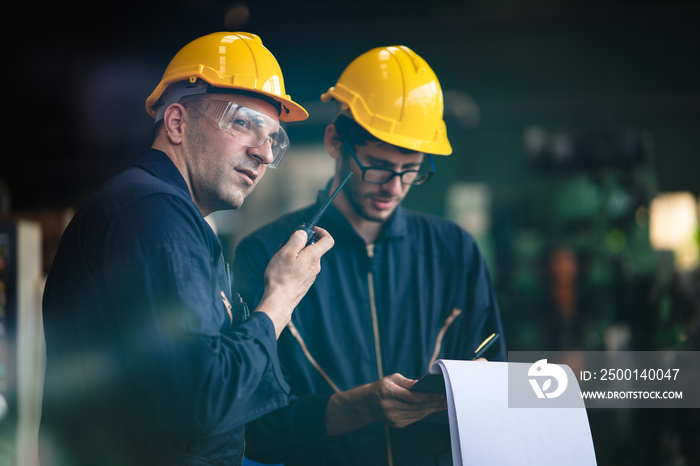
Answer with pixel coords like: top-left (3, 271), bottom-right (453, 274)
top-left (342, 139), bottom-right (435, 186)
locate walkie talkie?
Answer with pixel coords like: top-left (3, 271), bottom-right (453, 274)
top-left (295, 172), bottom-right (353, 246)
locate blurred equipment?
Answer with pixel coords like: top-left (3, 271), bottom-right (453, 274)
top-left (0, 220), bottom-right (44, 466)
top-left (649, 192), bottom-right (699, 271)
top-left (494, 125), bottom-right (694, 466)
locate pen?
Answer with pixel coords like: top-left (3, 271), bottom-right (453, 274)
top-left (470, 333), bottom-right (500, 360)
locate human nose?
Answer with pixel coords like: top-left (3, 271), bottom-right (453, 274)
top-left (246, 138), bottom-right (274, 165)
top-left (380, 172), bottom-right (404, 194)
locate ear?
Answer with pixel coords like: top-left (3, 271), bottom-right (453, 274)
top-left (162, 103), bottom-right (187, 145)
top-left (324, 124), bottom-right (343, 160)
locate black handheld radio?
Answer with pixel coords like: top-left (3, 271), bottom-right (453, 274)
top-left (295, 171), bottom-right (353, 246)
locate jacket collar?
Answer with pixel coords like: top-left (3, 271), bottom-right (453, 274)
top-left (133, 148), bottom-right (191, 197)
top-left (317, 178), bottom-right (407, 242)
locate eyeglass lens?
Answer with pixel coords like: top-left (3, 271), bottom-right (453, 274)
top-left (222, 106), bottom-right (285, 149)
top-left (200, 100), bottom-right (289, 168)
top-left (362, 168), bottom-right (431, 185)
top-left (343, 139), bottom-right (433, 185)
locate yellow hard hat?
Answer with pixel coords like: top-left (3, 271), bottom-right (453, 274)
top-left (321, 45), bottom-right (451, 155)
top-left (146, 32), bottom-right (307, 122)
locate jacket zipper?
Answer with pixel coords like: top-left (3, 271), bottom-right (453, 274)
top-left (284, 243), bottom-right (388, 398)
top-left (365, 244), bottom-right (385, 381)
top-left (366, 243), bottom-right (394, 466)
top-left (284, 242), bottom-right (396, 465)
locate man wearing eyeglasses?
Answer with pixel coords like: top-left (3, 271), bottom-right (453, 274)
top-left (233, 46), bottom-right (506, 466)
top-left (39, 32), bottom-right (333, 466)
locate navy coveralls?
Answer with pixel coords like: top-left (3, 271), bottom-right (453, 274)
top-left (41, 149), bottom-right (288, 466)
top-left (234, 185), bottom-right (506, 466)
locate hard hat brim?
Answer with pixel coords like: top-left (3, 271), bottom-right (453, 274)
top-left (146, 77), bottom-right (308, 122)
top-left (322, 89), bottom-right (452, 156)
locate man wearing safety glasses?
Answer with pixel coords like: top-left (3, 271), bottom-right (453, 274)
top-left (234, 46), bottom-right (506, 465)
top-left (39, 32), bottom-right (333, 466)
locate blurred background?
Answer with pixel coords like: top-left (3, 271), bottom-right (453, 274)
top-left (2, 1), bottom-right (699, 465)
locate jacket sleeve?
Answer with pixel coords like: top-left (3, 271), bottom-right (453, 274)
top-left (100, 195), bottom-right (289, 436)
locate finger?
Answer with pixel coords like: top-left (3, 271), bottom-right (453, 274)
top-left (384, 373), bottom-right (443, 404)
top-left (281, 229), bottom-right (308, 253)
top-left (382, 374), bottom-right (445, 405)
top-left (305, 227), bottom-right (334, 254)
top-left (383, 399), bottom-right (447, 416)
top-left (385, 373), bottom-right (415, 390)
top-left (380, 398), bottom-right (448, 428)
top-left (410, 393), bottom-right (447, 407)
top-left (402, 389), bottom-right (446, 405)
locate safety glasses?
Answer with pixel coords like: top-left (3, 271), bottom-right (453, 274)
top-left (195, 99), bottom-right (289, 168)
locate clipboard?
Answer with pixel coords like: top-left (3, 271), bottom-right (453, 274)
top-left (410, 371), bottom-right (448, 424)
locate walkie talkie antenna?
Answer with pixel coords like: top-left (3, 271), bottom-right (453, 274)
top-left (296, 171), bottom-right (353, 246)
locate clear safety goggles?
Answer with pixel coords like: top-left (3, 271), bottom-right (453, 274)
top-left (195, 99), bottom-right (289, 168)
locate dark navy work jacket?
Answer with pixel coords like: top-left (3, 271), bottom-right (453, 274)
top-left (40, 149), bottom-right (288, 466)
top-left (233, 185), bottom-right (506, 466)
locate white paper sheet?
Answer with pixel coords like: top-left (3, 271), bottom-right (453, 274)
top-left (433, 359), bottom-right (597, 466)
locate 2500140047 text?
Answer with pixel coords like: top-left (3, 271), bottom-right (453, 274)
top-left (591, 368), bottom-right (680, 381)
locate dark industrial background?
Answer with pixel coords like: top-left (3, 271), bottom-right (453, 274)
top-left (4, 1), bottom-right (700, 465)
